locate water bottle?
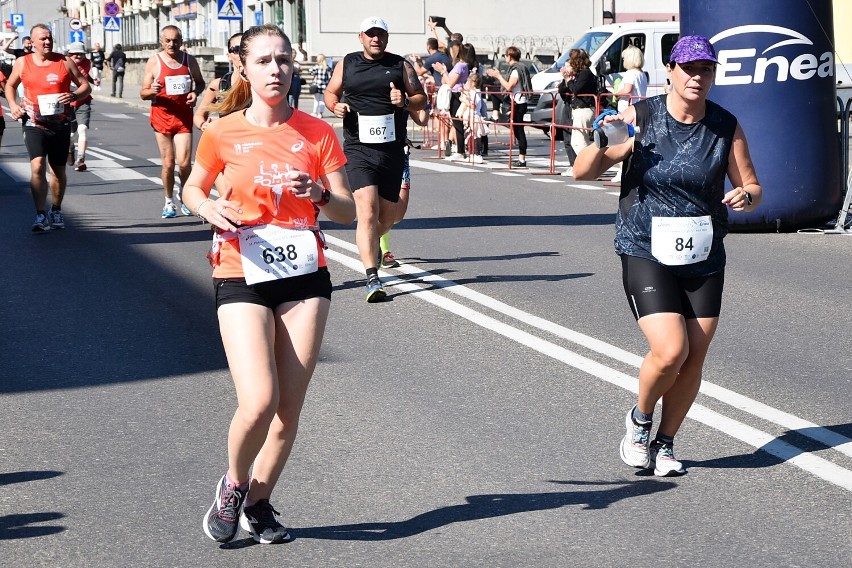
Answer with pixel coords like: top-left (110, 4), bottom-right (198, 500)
top-left (593, 121), bottom-right (634, 148)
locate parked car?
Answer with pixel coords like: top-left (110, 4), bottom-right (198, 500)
top-left (529, 22), bottom-right (680, 127)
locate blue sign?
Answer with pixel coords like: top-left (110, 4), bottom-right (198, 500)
top-left (681, 0), bottom-right (841, 230)
top-left (104, 16), bottom-right (121, 33)
top-left (70, 30), bottom-right (85, 44)
top-left (10, 13), bottom-right (24, 28)
top-left (217, 0), bottom-right (243, 21)
top-left (255, 10), bottom-right (262, 26)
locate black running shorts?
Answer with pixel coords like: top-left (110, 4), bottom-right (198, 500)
top-left (344, 142), bottom-right (405, 203)
top-left (214, 267), bottom-right (332, 310)
top-left (620, 254), bottom-right (724, 320)
top-left (24, 124), bottom-right (72, 169)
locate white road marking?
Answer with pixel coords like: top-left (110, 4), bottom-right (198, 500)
top-left (324, 236), bottom-right (852, 491)
top-left (100, 113), bottom-right (134, 119)
top-left (492, 172), bottom-right (525, 177)
top-left (531, 178), bottom-right (564, 184)
top-left (86, 160), bottom-right (150, 181)
top-left (409, 159), bottom-right (481, 173)
top-left (569, 184), bottom-right (608, 190)
top-left (87, 147), bottom-right (131, 161)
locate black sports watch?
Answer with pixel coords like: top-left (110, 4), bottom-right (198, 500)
top-left (743, 191), bottom-right (753, 206)
top-left (315, 188), bottom-right (331, 207)
top-left (69, 92), bottom-right (78, 102)
top-left (403, 97), bottom-right (410, 108)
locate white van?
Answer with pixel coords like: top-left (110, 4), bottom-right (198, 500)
top-left (529, 22), bottom-right (680, 125)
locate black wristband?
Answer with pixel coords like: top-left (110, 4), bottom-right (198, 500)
top-left (316, 188), bottom-right (331, 207)
top-left (69, 92), bottom-right (78, 102)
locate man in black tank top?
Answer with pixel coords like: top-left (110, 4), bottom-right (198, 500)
top-left (325, 16), bottom-right (426, 303)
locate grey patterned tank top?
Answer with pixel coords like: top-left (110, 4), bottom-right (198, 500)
top-left (615, 95), bottom-right (738, 277)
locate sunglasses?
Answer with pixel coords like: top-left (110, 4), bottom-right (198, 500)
top-left (228, 45), bottom-right (240, 54)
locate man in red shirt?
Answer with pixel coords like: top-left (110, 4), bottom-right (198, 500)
top-left (4, 24), bottom-right (91, 232)
top-left (140, 25), bottom-right (205, 218)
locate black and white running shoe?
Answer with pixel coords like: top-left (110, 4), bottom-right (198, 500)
top-left (240, 499), bottom-right (293, 544)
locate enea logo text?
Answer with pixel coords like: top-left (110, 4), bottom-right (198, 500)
top-left (710, 25), bottom-right (833, 85)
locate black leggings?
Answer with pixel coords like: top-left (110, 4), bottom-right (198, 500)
top-left (511, 101), bottom-right (528, 154)
top-left (620, 254), bottom-right (724, 320)
top-left (449, 91), bottom-right (465, 155)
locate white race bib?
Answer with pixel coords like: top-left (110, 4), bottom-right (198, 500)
top-left (238, 225), bottom-right (319, 285)
top-left (651, 216), bottom-right (713, 266)
top-left (358, 113), bottom-right (395, 143)
top-left (37, 94), bottom-right (62, 116)
top-left (165, 74), bottom-right (192, 96)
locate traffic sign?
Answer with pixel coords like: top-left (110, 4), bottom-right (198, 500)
top-left (69, 18), bottom-right (82, 31)
top-left (10, 13), bottom-right (24, 28)
top-left (70, 30), bottom-right (85, 44)
top-left (104, 17), bottom-right (121, 33)
top-left (255, 10), bottom-right (262, 26)
top-left (104, 2), bottom-right (121, 17)
top-left (217, 0), bottom-right (243, 21)
top-left (4, 20), bottom-right (11, 31)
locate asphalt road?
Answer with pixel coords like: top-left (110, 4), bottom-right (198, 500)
top-left (1, 95), bottom-right (850, 567)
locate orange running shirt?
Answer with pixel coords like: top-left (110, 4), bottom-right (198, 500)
top-left (20, 53), bottom-right (72, 124)
top-left (70, 57), bottom-right (92, 106)
top-left (195, 109), bottom-right (347, 279)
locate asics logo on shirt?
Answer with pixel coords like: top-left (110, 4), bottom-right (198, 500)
top-left (291, 140), bottom-right (304, 153)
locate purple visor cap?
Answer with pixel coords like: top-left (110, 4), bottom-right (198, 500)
top-left (669, 35), bottom-right (719, 64)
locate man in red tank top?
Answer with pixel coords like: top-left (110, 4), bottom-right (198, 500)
top-left (3, 24), bottom-right (92, 232)
top-left (140, 25), bottom-right (205, 219)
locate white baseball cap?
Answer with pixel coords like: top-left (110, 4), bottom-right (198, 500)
top-left (360, 16), bottom-right (388, 33)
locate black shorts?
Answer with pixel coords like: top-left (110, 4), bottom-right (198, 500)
top-left (344, 143), bottom-right (405, 203)
top-left (214, 267), bottom-right (332, 310)
top-left (620, 254), bottom-right (724, 320)
top-left (23, 124), bottom-right (72, 169)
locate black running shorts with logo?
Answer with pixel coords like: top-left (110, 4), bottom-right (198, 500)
top-left (620, 254), bottom-right (724, 320)
top-left (214, 267), bottom-right (332, 310)
top-left (344, 142), bottom-right (405, 203)
top-left (24, 124), bottom-right (72, 169)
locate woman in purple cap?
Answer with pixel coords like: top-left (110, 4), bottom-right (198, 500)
top-left (574, 35), bottom-right (763, 477)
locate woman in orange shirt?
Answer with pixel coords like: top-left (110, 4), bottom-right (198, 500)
top-left (182, 24), bottom-right (355, 545)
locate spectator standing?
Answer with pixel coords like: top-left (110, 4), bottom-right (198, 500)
top-left (66, 42), bottom-right (99, 171)
top-left (411, 37), bottom-right (451, 86)
top-left (0, 63), bottom-right (7, 147)
top-left (308, 54), bottom-right (330, 118)
top-left (90, 42), bottom-right (105, 90)
top-left (3, 24), bottom-right (91, 231)
top-left (432, 40), bottom-right (472, 160)
top-left (557, 53), bottom-right (578, 176)
top-left (486, 46), bottom-right (531, 167)
top-left (106, 43), bottom-right (126, 98)
top-left (567, 49), bottom-right (596, 164)
top-left (288, 49), bottom-right (302, 110)
top-left (610, 45), bottom-right (648, 183)
top-left (2, 33), bottom-right (32, 58)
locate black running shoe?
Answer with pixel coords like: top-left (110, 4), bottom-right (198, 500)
top-left (240, 500), bottom-right (293, 544)
top-left (202, 474), bottom-right (248, 543)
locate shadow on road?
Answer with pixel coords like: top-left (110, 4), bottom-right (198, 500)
top-left (291, 479), bottom-right (674, 541)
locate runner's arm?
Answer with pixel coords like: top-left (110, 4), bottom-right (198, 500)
top-left (573, 105), bottom-right (637, 181)
top-left (4, 57), bottom-right (24, 118)
top-left (723, 123), bottom-right (762, 212)
top-left (193, 78), bottom-right (220, 131)
top-left (188, 55), bottom-right (206, 102)
top-left (316, 168), bottom-right (356, 225)
top-left (323, 60), bottom-right (348, 118)
top-left (401, 60), bottom-right (426, 112)
top-left (139, 56), bottom-right (160, 100)
top-left (65, 57), bottom-right (92, 102)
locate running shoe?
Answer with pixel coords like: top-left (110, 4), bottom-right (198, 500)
top-left (650, 442), bottom-right (687, 477)
top-left (48, 208), bottom-right (65, 229)
top-left (180, 203), bottom-right (192, 216)
top-left (32, 213), bottom-right (51, 233)
top-left (162, 203), bottom-right (177, 219)
top-left (74, 159), bottom-right (87, 172)
top-left (365, 280), bottom-right (387, 303)
top-left (512, 160), bottom-right (527, 168)
top-left (241, 500), bottom-right (293, 544)
top-left (202, 474), bottom-right (248, 543)
top-left (472, 155), bottom-right (484, 164)
top-left (561, 166), bottom-right (574, 177)
top-left (381, 251), bottom-right (400, 269)
top-left (447, 153), bottom-right (466, 161)
top-left (619, 406), bottom-right (651, 469)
